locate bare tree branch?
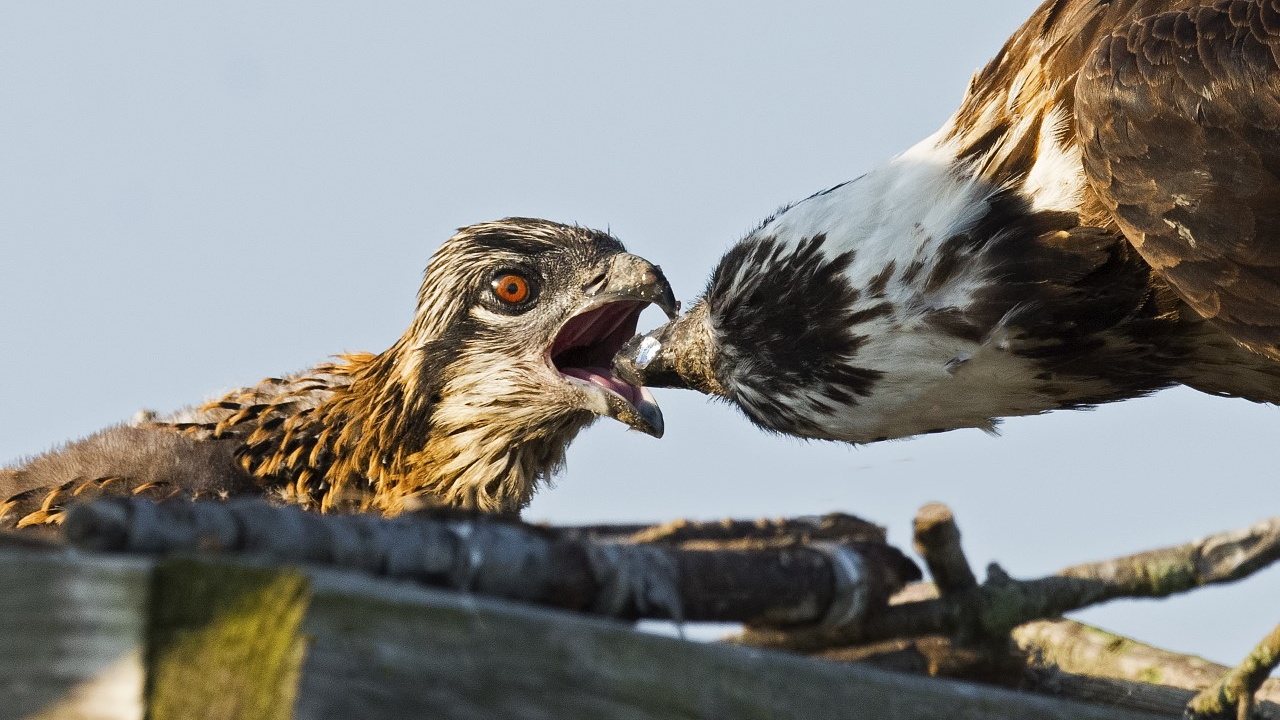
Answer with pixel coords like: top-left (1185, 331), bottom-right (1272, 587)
top-left (1186, 622), bottom-right (1280, 720)
top-left (912, 503), bottom-right (977, 595)
top-left (732, 511), bottom-right (1280, 653)
top-left (63, 497), bottom-right (919, 626)
top-left (776, 618), bottom-right (1280, 719)
top-left (565, 513), bottom-right (888, 550)
top-left (1013, 619), bottom-right (1279, 704)
top-left (1027, 669), bottom-right (1279, 720)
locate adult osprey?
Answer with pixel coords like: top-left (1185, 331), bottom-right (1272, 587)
top-left (3, 218), bottom-right (675, 529)
top-left (615, 0), bottom-right (1280, 442)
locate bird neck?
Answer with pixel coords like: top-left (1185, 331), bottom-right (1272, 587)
top-left (254, 347), bottom-right (434, 513)
top-left (311, 340), bottom-right (588, 516)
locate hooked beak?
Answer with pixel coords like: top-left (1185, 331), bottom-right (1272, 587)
top-left (612, 300), bottom-right (726, 398)
top-left (549, 253), bottom-right (678, 437)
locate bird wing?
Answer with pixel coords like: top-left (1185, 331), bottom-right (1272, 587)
top-left (1, 359), bottom-right (383, 533)
top-left (1, 426), bottom-right (255, 532)
top-left (1076, 0), bottom-right (1280, 359)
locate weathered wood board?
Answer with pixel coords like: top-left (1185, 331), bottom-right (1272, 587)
top-left (0, 551), bottom-right (148, 720)
top-left (0, 547), bottom-right (1175, 720)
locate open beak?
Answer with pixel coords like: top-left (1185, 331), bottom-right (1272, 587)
top-left (548, 253), bottom-right (678, 438)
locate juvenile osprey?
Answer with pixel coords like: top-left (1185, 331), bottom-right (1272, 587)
top-left (616, 0), bottom-right (1280, 442)
top-left (3, 218), bottom-right (675, 529)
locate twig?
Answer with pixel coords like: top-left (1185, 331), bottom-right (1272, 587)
top-left (564, 513), bottom-right (887, 550)
top-left (1186, 622), bottom-right (1280, 720)
top-left (1017, 619), bottom-right (1280, 718)
top-left (841, 505), bottom-right (1020, 683)
top-left (911, 502), bottom-right (978, 595)
top-left (63, 497), bottom-right (919, 626)
top-left (732, 511), bottom-right (1280, 653)
top-left (1014, 619), bottom-right (1278, 702)
top-left (1028, 670), bottom-right (1278, 720)
top-left (798, 617), bottom-right (1280, 718)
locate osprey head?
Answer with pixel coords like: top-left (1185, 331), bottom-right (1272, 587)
top-left (372, 217), bottom-right (677, 512)
top-left (416, 218), bottom-right (676, 437)
top-left (612, 229), bottom-right (883, 441)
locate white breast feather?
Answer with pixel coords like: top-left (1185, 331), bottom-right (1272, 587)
top-left (740, 130), bottom-right (1099, 441)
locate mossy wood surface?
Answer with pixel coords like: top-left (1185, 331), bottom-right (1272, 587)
top-left (0, 548), bottom-right (1175, 720)
top-left (146, 560), bottom-right (310, 720)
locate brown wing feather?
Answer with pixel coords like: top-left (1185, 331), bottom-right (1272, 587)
top-left (0, 359), bottom-right (377, 531)
top-left (1077, 0), bottom-right (1280, 358)
top-left (0, 425), bottom-right (257, 530)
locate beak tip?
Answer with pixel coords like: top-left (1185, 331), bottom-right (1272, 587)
top-left (617, 404), bottom-right (664, 438)
top-left (589, 384), bottom-right (664, 439)
top-left (661, 295), bottom-right (680, 320)
top-left (626, 386), bottom-right (664, 438)
top-left (638, 407), bottom-right (664, 438)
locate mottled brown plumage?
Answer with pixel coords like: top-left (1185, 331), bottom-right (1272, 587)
top-left (3, 218), bottom-right (675, 530)
top-left (1077, 0), bottom-right (1280, 358)
top-left (952, 0), bottom-right (1280, 357)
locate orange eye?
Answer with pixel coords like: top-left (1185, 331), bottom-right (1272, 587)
top-left (492, 273), bottom-right (531, 304)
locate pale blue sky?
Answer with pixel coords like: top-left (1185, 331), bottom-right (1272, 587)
top-left (2, 1), bottom-right (1276, 668)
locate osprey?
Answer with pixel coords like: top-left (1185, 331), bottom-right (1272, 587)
top-left (615, 0), bottom-right (1280, 442)
top-left (3, 218), bottom-right (675, 529)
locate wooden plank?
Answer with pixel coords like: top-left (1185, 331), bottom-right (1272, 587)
top-left (0, 549), bottom-right (151, 720)
top-left (0, 548), bottom-right (1177, 720)
top-left (293, 568), bottom-right (1175, 720)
